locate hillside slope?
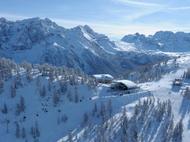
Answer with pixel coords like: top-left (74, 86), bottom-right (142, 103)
top-left (1, 52), bottom-right (190, 142)
top-left (58, 53), bottom-right (190, 142)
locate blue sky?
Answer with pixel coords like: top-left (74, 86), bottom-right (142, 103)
top-left (0, 0), bottom-right (190, 38)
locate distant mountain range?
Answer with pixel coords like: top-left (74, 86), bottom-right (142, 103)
top-left (122, 31), bottom-right (190, 52)
top-left (0, 17), bottom-right (174, 75)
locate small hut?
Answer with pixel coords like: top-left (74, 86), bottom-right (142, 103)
top-left (173, 78), bottom-right (182, 86)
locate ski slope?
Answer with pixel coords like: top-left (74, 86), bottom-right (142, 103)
top-left (1, 53), bottom-right (190, 142)
top-left (59, 52), bottom-right (190, 142)
top-left (140, 52), bottom-right (190, 142)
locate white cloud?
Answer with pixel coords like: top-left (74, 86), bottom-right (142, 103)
top-left (111, 0), bottom-right (166, 23)
top-left (115, 0), bottom-right (162, 7)
top-left (0, 13), bottom-right (29, 21)
top-left (168, 6), bottom-right (190, 11)
top-left (122, 8), bottom-right (161, 21)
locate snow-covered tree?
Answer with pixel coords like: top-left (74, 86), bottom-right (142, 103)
top-left (172, 119), bottom-right (183, 142)
top-left (26, 72), bottom-right (33, 82)
top-left (183, 68), bottom-right (190, 79)
top-left (120, 109), bottom-right (128, 142)
top-left (183, 87), bottom-right (190, 99)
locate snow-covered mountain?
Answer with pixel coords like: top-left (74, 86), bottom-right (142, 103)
top-left (1, 52), bottom-right (190, 142)
top-left (0, 17), bottom-right (116, 74)
top-left (122, 31), bottom-right (190, 52)
top-left (0, 17), bottom-right (169, 76)
top-left (1, 17), bottom-right (190, 142)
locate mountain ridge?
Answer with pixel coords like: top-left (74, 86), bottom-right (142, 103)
top-left (0, 17), bottom-right (170, 76)
top-left (122, 31), bottom-right (190, 52)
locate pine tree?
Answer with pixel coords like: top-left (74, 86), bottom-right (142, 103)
top-left (30, 126), bottom-right (35, 139)
top-left (26, 71), bottom-right (32, 82)
top-left (184, 68), bottom-right (190, 79)
top-left (74, 86), bottom-right (79, 103)
top-left (100, 102), bottom-right (106, 122)
top-left (130, 118), bottom-right (138, 142)
top-left (11, 83), bottom-right (16, 98)
top-left (172, 119), bottom-right (183, 142)
top-left (92, 102), bottom-right (98, 116)
top-left (165, 117), bottom-right (174, 142)
top-left (30, 121), bottom-right (40, 139)
top-left (22, 127), bottom-right (26, 138)
top-left (35, 121), bottom-right (40, 138)
top-left (107, 99), bottom-right (113, 117)
top-left (15, 122), bottom-right (20, 138)
top-left (184, 87), bottom-right (190, 99)
top-left (2, 103), bottom-right (8, 114)
top-left (36, 76), bottom-right (41, 88)
top-left (6, 119), bottom-right (10, 133)
top-left (61, 114), bottom-right (68, 123)
top-left (59, 81), bottom-right (67, 94)
top-left (16, 103), bottom-right (21, 116)
top-left (74, 93), bottom-right (79, 103)
top-left (68, 132), bottom-right (73, 142)
top-left (121, 112), bottom-right (128, 142)
top-left (40, 85), bottom-right (46, 97)
top-left (48, 80), bottom-right (52, 91)
top-left (67, 90), bottom-right (73, 102)
top-left (20, 96), bottom-right (25, 112)
top-left (82, 112), bottom-right (89, 126)
top-left (0, 79), bottom-right (4, 89)
top-left (15, 96), bottom-right (25, 115)
top-left (53, 93), bottom-right (60, 106)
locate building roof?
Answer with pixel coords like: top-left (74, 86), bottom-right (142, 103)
top-left (113, 80), bottom-right (137, 88)
top-left (93, 74), bottom-right (114, 80)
